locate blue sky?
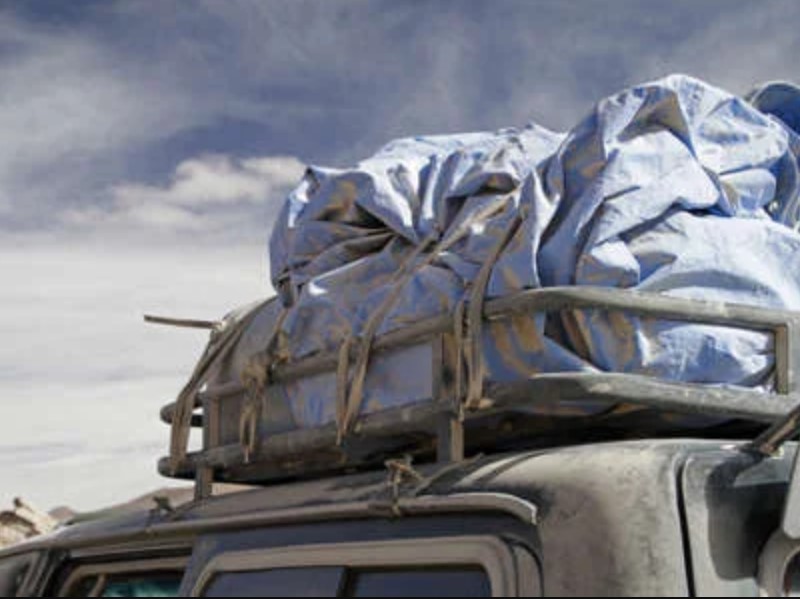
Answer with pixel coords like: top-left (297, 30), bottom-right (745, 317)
top-left (1, 0), bottom-right (799, 511)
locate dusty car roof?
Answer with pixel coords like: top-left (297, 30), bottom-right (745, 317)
top-left (0, 437), bottom-right (741, 560)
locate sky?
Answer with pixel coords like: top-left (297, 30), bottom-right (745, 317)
top-left (2, 0), bottom-right (800, 512)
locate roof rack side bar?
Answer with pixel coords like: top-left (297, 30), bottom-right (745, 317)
top-left (756, 315), bottom-right (800, 539)
top-left (195, 392), bottom-right (222, 501)
top-left (161, 381), bottom-right (244, 426)
top-left (244, 287), bottom-right (799, 388)
top-left (775, 324), bottom-right (793, 396)
top-left (487, 373), bottom-right (800, 423)
top-left (785, 317), bottom-right (800, 395)
top-left (273, 287), bottom-right (798, 383)
top-left (485, 287), bottom-right (795, 329)
top-left (750, 316), bottom-right (800, 455)
top-left (160, 373), bottom-right (800, 481)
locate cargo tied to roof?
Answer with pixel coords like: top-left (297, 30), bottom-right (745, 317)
top-left (258, 75), bottom-right (800, 429)
top-left (165, 74), bottom-right (800, 476)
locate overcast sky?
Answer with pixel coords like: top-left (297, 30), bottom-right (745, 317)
top-left (2, 0), bottom-right (800, 512)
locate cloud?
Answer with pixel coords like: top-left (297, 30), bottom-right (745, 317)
top-left (0, 443), bottom-right (85, 467)
top-left (631, 2), bottom-right (800, 94)
top-left (112, 155), bottom-right (304, 208)
top-left (2, 0), bottom-right (799, 230)
top-left (64, 154), bottom-right (305, 233)
top-left (0, 14), bottom-right (215, 224)
top-left (0, 234), bottom-right (270, 510)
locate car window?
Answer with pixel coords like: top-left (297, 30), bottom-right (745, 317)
top-left (64, 571), bottom-right (182, 597)
top-left (58, 558), bottom-right (186, 598)
top-left (199, 565), bottom-right (490, 597)
top-left (191, 536), bottom-right (522, 596)
top-left (346, 566), bottom-right (490, 597)
top-left (203, 566), bottom-right (344, 597)
top-left (99, 573), bottom-right (182, 597)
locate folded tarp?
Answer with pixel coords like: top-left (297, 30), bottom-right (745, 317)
top-left (242, 74), bottom-right (800, 431)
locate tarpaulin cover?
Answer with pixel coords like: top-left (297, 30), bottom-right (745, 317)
top-left (255, 74), bottom-right (800, 429)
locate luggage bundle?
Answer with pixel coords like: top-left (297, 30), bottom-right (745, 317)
top-left (160, 75), bottom-right (800, 489)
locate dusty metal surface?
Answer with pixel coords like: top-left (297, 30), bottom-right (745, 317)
top-left (159, 372), bottom-right (800, 485)
top-left (2, 439), bottom-right (746, 596)
top-left (681, 446), bottom-right (795, 596)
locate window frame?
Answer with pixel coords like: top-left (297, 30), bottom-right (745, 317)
top-left (190, 535), bottom-right (536, 597)
top-left (57, 556), bottom-right (187, 597)
top-left (0, 552), bottom-right (37, 597)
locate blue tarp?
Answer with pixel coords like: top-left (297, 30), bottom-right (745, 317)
top-left (265, 75), bottom-right (800, 427)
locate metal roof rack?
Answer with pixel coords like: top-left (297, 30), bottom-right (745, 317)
top-left (157, 286), bottom-right (800, 499)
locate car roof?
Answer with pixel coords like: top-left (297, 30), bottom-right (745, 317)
top-left (0, 437), bottom-right (741, 560)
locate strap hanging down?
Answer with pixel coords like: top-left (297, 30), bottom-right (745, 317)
top-left (238, 308), bottom-right (290, 462)
top-left (463, 212), bottom-right (525, 409)
top-left (169, 299), bottom-right (272, 474)
top-left (337, 231), bottom-right (440, 440)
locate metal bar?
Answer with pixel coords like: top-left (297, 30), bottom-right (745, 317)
top-left (437, 417), bottom-right (465, 464)
top-left (787, 319), bottom-right (800, 394)
top-left (161, 372), bottom-right (800, 480)
top-left (746, 322), bottom-right (800, 547)
top-left (0, 493), bottom-right (537, 559)
top-left (782, 444), bottom-right (800, 539)
top-left (264, 287), bottom-right (799, 384)
top-left (749, 405), bottom-right (800, 456)
top-left (487, 373), bottom-right (800, 423)
top-left (749, 319), bottom-right (800, 455)
top-left (776, 325), bottom-right (792, 395)
top-left (161, 406), bottom-right (203, 427)
top-left (161, 286), bottom-right (799, 425)
top-left (206, 396), bottom-right (221, 450)
top-left (144, 315), bottom-right (220, 330)
top-left (485, 287), bottom-right (798, 329)
top-left (274, 288), bottom-right (794, 383)
top-left (194, 467), bottom-right (214, 501)
top-left (161, 381), bottom-right (244, 425)
top-left (433, 333), bottom-right (464, 463)
top-left (161, 400), bottom-right (445, 479)
top-left (765, 319), bottom-right (800, 539)
top-left (194, 394), bottom-right (220, 500)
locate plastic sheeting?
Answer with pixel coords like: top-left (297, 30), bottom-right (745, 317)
top-left (260, 74), bottom-right (800, 428)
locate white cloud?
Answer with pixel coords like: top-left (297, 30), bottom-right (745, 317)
top-left (112, 155), bottom-right (304, 208)
top-left (0, 233), bottom-right (271, 510)
top-left (0, 153), bottom-right (299, 512)
top-left (64, 154), bottom-right (305, 232)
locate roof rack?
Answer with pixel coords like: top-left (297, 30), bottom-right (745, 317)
top-left (158, 286), bottom-right (800, 499)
